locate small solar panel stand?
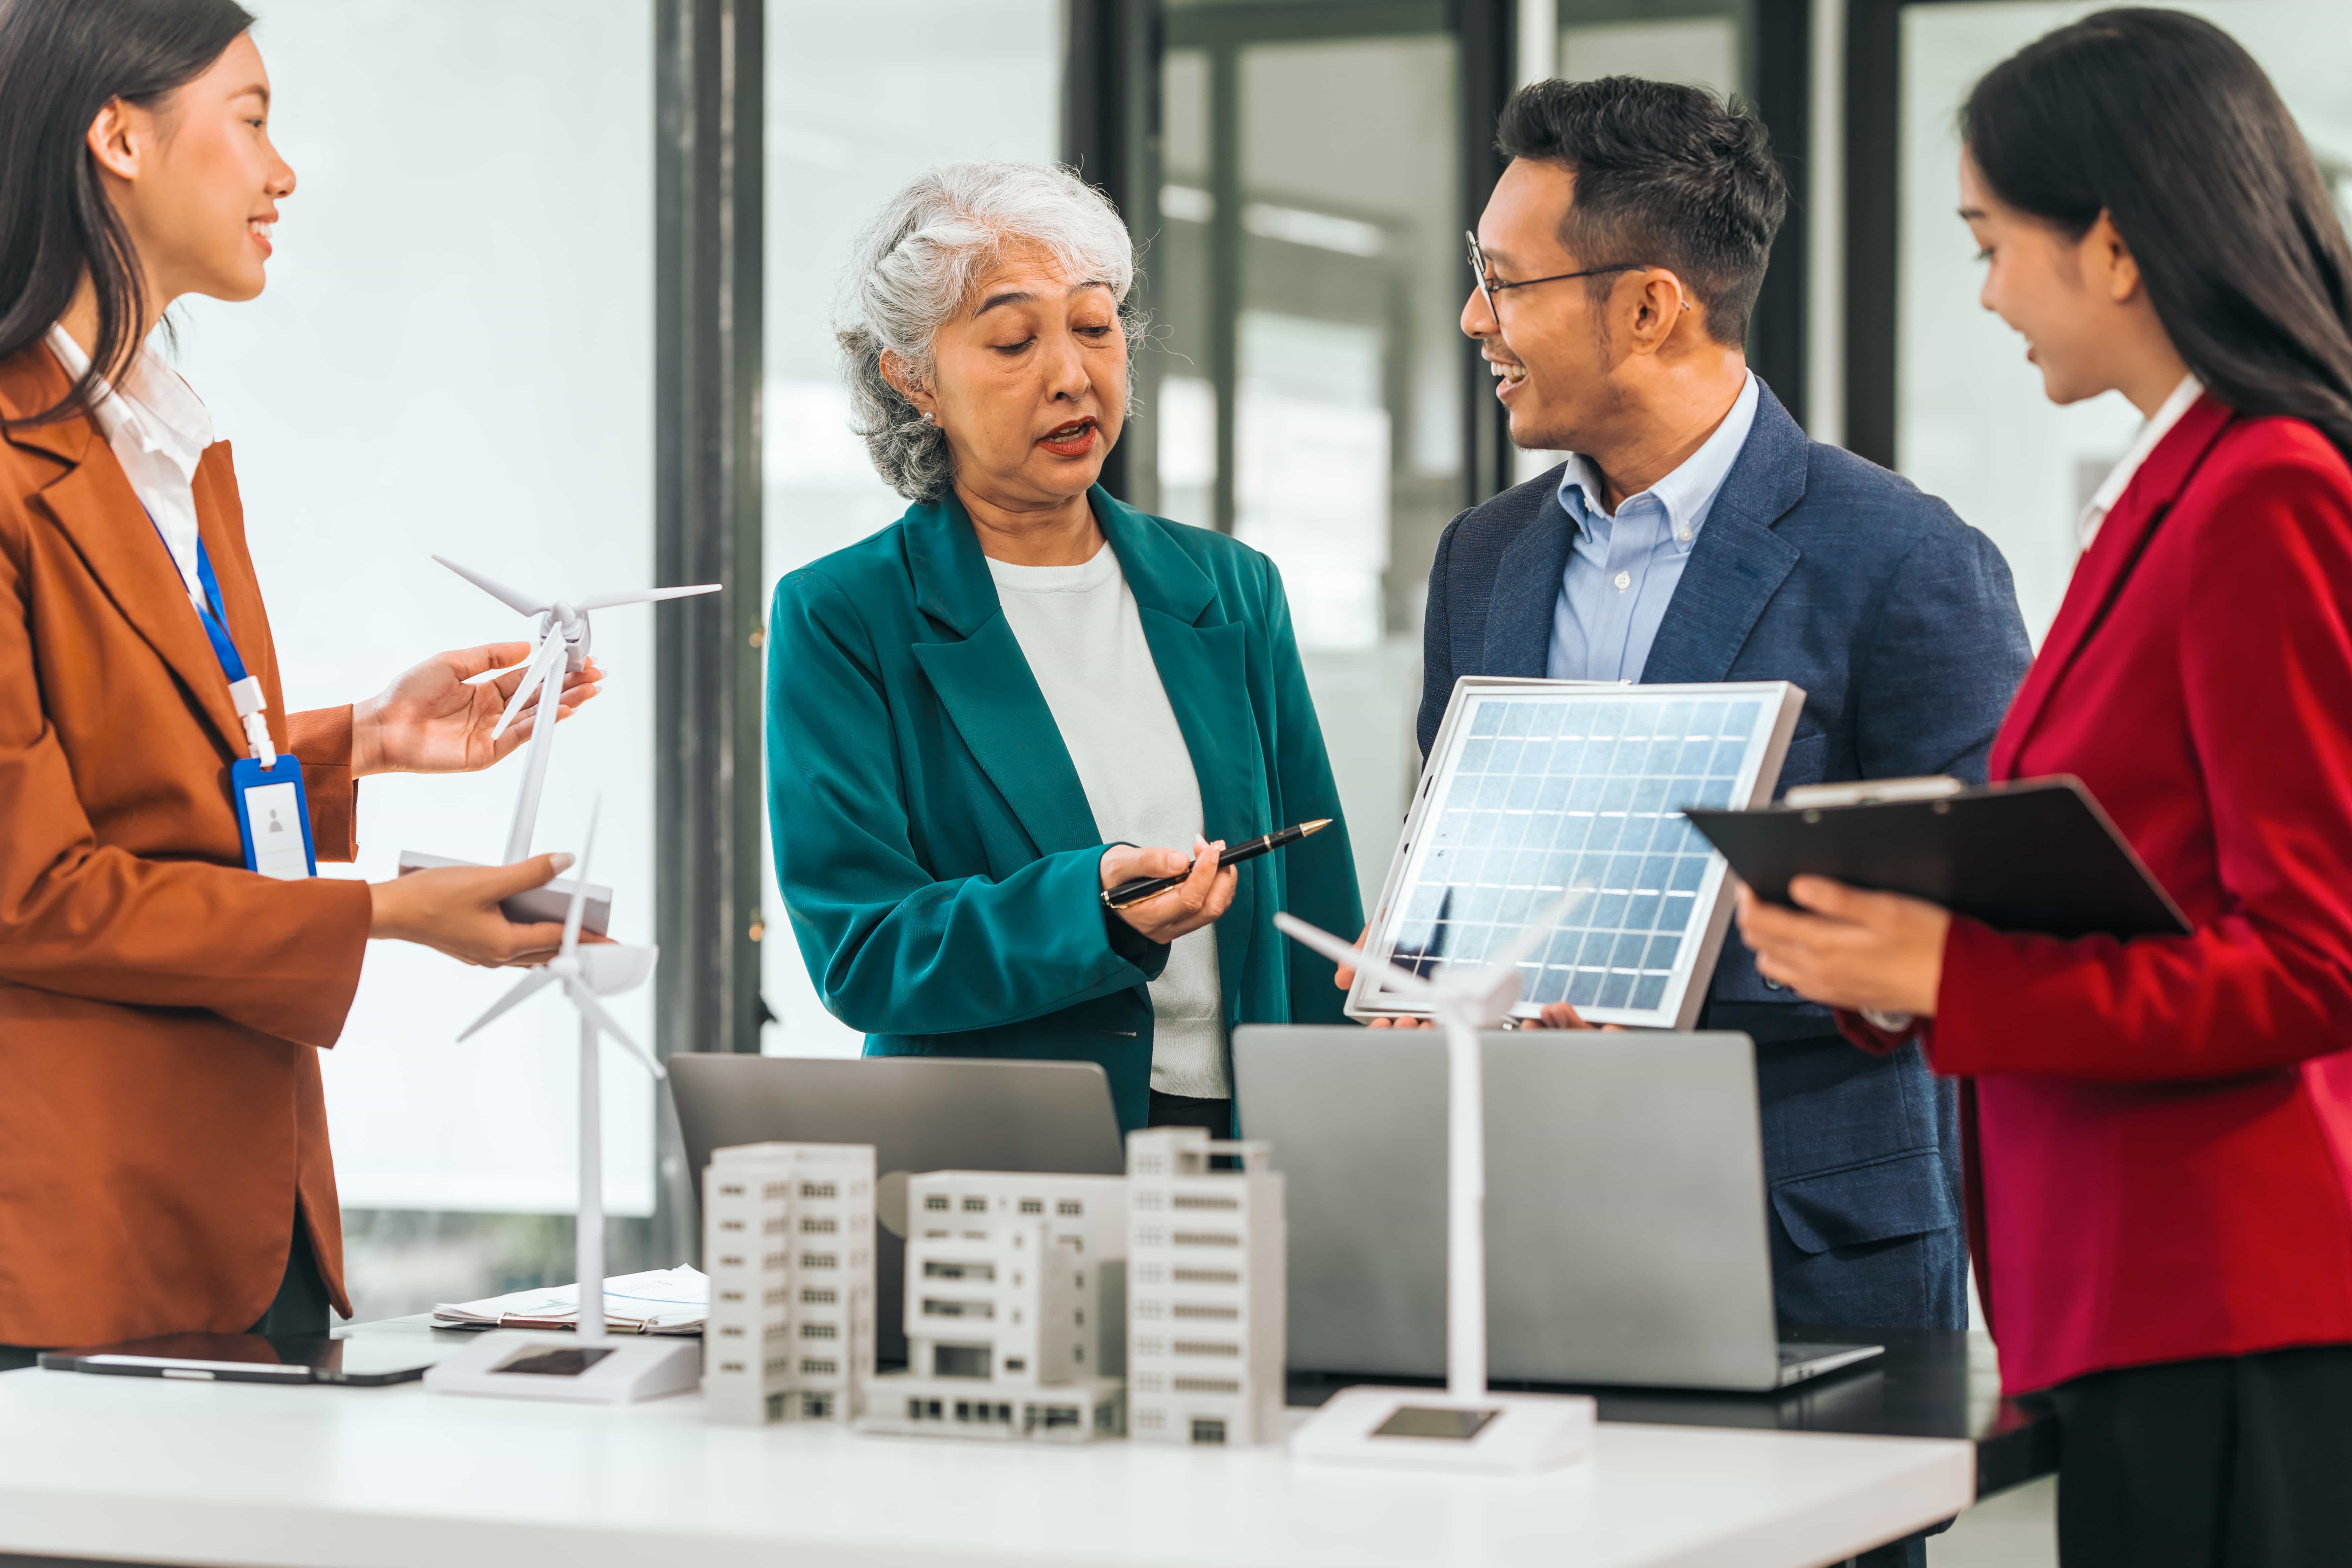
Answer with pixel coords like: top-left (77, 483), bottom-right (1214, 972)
top-left (1351, 677), bottom-right (1803, 1031)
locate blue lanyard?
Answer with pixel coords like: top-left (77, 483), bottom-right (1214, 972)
top-left (146, 511), bottom-right (271, 764)
top-left (186, 534), bottom-right (251, 687)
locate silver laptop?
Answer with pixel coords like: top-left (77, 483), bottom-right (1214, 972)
top-left (669, 1055), bottom-right (1125, 1364)
top-left (1231, 1026), bottom-right (1882, 1392)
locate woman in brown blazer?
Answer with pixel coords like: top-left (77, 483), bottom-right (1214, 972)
top-left (0, 0), bottom-right (599, 1351)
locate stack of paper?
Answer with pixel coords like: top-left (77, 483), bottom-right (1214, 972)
top-left (431, 1266), bottom-right (708, 1336)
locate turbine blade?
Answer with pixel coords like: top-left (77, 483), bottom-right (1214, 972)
top-left (563, 799), bottom-right (601, 959)
top-left (567, 981), bottom-right (665, 1078)
top-left (457, 967), bottom-right (557, 1041)
top-left (490, 630), bottom-right (567, 742)
top-left (573, 583), bottom-right (723, 612)
top-left (1272, 912), bottom-right (1440, 1001)
top-left (433, 555), bottom-right (550, 618)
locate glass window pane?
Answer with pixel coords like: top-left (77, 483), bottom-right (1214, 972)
top-left (760, 0), bottom-right (1062, 1056)
top-left (1153, 24), bottom-right (1461, 906)
top-left (1898, 0), bottom-right (2352, 644)
top-left (178, 0), bottom-right (658, 1218)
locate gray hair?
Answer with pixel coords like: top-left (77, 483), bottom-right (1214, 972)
top-left (836, 162), bottom-right (1141, 501)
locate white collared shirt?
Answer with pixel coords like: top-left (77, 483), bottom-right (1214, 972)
top-left (45, 325), bottom-right (215, 610)
top-left (2079, 375), bottom-right (2204, 549)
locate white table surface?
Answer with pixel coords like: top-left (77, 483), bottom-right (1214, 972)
top-left (0, 1363), bottom-right (1974, 1568)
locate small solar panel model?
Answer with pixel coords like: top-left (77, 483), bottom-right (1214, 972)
top-left (1350, 678), bottom-right (1804, 1031)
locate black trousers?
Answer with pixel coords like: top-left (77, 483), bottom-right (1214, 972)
top-left (2039, 1343), bottom-right (2352, 1567)
top-left (247, 1210), bottom-right (332, 1338)
top-left (1146, 1090), bottom-right (1232, 1134)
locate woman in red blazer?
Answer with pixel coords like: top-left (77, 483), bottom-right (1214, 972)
top-left (1736, 11), bottom-right (2352, 1566)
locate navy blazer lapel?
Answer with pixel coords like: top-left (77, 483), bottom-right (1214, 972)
top-left (1641, 382), bottom-right (1806, 685)
top-left (904, 495), bottom-right (1102, 858)
top-left (1482, 487), bottom-right (1576, 678)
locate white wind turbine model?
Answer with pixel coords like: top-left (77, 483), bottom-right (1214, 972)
top-left (436, 555), bottom-right (721, 865)
top-left (422, 801), bottom-right (702, 1405)
top-left (1273, 897), bottom-right (1600, 1473)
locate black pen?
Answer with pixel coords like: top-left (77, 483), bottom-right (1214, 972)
top-left (1101, 820), bottom-right (1333, 911)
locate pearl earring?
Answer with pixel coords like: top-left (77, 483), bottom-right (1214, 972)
top-left (920, 410), bottom-right (936, 425)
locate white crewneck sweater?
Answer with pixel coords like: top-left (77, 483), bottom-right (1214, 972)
top-left (985, 544), bottom-right (1228, 1099)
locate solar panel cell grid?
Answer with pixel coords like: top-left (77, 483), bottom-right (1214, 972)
top-left (1385, 692), bottom-right (1771, 1022)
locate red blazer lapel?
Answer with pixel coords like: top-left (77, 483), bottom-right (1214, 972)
top-left (1991, 395), bottom-right (2237, 779)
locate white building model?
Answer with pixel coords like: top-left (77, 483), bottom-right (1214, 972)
top-left (1125, 1127), bottom-right (1286, 1446)
top-left (858, 1172), bottom-right (1127, 1442)
top-left (701, 1142), bottom-right (876, 1426)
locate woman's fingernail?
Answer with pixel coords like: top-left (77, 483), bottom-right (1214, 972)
top-left (549, 853), bottom-right (575, 873)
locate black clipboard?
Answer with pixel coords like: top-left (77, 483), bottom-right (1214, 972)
top-left (1683, 776), bottom-right (2190, 939)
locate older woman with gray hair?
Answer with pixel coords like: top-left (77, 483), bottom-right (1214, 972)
top-left (766, 162), bottom-right (1360, 1134)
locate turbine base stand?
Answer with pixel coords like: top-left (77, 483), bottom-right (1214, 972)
top-left (1288, 1386), bottom-right (1595, 1475)
top-left (424, 1329), bottom-right (699, 1405)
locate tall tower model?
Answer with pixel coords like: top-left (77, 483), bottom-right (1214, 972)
top-left (702, 1141), bottom-right (875, 1425)
top-left (1125, 1127), bottom-right (1286, 1445)
top-left (857, 1172), bottom-right (1127, 1441)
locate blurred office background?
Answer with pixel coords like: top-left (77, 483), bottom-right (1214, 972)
top-left (201, 3), bottom-right (2347, 1477)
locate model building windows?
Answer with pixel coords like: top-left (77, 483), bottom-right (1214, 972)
top-left (1174, 1377), bottom-right (1241, 1395)
top-left (1173, 1194), bottom-right (1238, 1211)
top-left (800, 1358), bottom-right (837, 1376)
top-left (921, 1298), bottom-right (995, 1319)
top-left (800, 1215), bottom-right (837, 1233)
top-left (800, 1287), bottom-right (837, 1305)
top-left (1004, 1357), bottom-right (1026, 1372)
top-left (1174, 1341), bottom-right (1239, 1357)
top-left (800, 1322), bottom-right (838, 1339)
top-left (922, 1260), bottom-right (995, 1281)
top-left (1191, 1417), bottom-right (1228, 1445)
top-left (801, 1393), bottom-right (832, 1420)
top-left (801, 1252), bottom-right (836, 1269)
top-left (1174, 1303), bottom-right (1238, 1320)
top-left (1019, 1198), bottom-right (1044, 1214)
top-left (962, 1196), bottom-right (988, 1212)
top-left (800, 1181), bottom-right (837, 1199)
top-left (925, 1194), bottom-right (950, 1212)
top-left (1057, 1199), bottom-right (1083, 1216)
top-left (933, 1343), bottom-right (991, 1378)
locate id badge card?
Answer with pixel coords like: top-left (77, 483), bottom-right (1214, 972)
top-left (230, 755), bottom-right (318, 880)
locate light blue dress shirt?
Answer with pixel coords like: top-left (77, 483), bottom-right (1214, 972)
top-left (1547, 371), bottom-right (1762, 682)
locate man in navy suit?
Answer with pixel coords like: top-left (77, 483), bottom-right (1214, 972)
top-left (1430, 78), bottom-right (2032, 1340)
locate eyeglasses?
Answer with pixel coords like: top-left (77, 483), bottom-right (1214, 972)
top-left (1465, 231), bottom-right (1654, 330)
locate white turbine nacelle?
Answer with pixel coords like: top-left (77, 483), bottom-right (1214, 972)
top-left (431, 555), bottom-right (720, 862)
top-left (1272, 891), bottom-right (1580, 1034)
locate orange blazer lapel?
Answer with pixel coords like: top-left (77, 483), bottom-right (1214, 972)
top-left (190, 442), bottom-right (289, 749)
top-left (9, 358), bottom-right (251, 761)
top-left (1992, 395), bottom-right (2236, 779)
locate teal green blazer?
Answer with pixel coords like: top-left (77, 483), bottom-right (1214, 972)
top-left (766, 487), bottom-right (1363, 1132)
